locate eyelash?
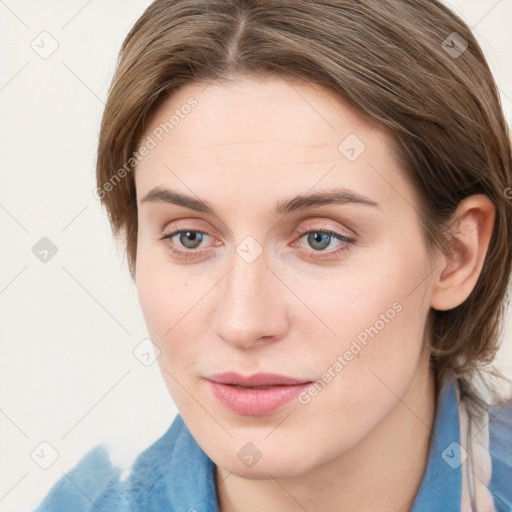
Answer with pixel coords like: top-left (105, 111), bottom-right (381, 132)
top-left (159, 225), bottom-right (356, 261)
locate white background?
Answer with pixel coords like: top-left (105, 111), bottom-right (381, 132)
top-left (0, 1), bottom-right (511, 511)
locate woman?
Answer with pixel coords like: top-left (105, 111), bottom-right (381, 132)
top-left (34, 0), bottom-right (512, 510)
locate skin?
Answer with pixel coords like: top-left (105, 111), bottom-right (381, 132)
top-left (133, 75), bottom-right (495, 512)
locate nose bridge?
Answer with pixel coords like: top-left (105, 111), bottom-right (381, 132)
top-left (212, 241), bottom-right (288, 349)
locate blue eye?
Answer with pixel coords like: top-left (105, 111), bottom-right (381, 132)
top-left (295, 229), bottom-right (355, 258)
top-left (305, 231), bottom-right (340, 251)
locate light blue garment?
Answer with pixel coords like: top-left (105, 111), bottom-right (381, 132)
top-left (33, 374), bottom-right (512, 512)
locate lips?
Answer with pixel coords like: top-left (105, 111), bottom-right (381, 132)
top-left (204, 372), bottom-right (313, 416)
top-left (205, 372), bottom-right (311, 387)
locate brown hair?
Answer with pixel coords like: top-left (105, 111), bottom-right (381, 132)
top-left (96, 0), bottom-right (512, 406)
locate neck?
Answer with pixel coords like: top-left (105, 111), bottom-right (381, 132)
top-left (215, 350), bottom-right (438, 512)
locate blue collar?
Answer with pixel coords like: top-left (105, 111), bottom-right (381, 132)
top-left (162, 374), bottom-right (461, 511)
top-left (410, 374), bottom-right (461, 511)
top-left (163, 415), bottom-right (218, 509)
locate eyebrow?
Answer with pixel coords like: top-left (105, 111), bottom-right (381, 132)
top-left (140, 185), bottom-right (380, 216)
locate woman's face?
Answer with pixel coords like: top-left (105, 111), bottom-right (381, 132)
top-left (134, 76), bottom-right (438, 478)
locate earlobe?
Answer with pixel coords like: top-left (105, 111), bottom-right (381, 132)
top-left (430, 194), bottom-right (495, 311)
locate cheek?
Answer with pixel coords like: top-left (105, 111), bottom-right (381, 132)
top-left (287, 269), bottom-right (430, 464)
top-left (296, 238), bottom-right (431, 383)
top-left (135, 234), bottom-right (187, 338)
top-left (135, 245), bottom-right (206, 374)
top-left (135, 260), bottom-right (169, 339)
top-left (300, 255), bottom-right (426, 355)
top-left (301, 246), bottom-right (431, 411)
top-left (136, 268), bottom-right (194, 360)
top-left (136, 259), bottom-right (200, 411)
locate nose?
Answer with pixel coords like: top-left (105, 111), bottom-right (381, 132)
top-left (212, 246), bottom-right (290, 351)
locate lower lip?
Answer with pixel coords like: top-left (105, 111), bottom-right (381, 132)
top-left (206, 380), bottom-right (311, 416)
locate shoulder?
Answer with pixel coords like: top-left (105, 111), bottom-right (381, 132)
top-left (32, 415), bottom-right (188, 512)
top-left (32, 444), bottom-right (124, 512)
top-left (488, 399), bottom-right (512, 512)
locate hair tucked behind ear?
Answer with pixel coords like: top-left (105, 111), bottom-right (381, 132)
top-left (96, 0), bottom-right (512, 406)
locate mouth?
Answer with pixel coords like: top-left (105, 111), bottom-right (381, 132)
top-left (204, 372), bottom-right (313, 416)
top-left (205, 372), bottom-right (312, 387)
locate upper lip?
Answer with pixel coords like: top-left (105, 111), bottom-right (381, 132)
top-left (204, 372), bottom-right (313, 387)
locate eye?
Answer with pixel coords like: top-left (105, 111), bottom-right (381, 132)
top-left (159, 224), bottom-right (356, 261)
top-left (159, 229), bottom-right (215, 260)
top-left (291, 227), bottom-right (356, 259)
top-left (168, 230), bottom-right (206, 249)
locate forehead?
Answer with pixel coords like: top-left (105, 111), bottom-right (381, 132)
top-left (141, 76), bottom-right (383, 150)
top-left (134, 76), bottom-right (413, 213)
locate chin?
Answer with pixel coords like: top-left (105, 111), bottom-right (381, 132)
top-left (214, 441), bottom-right (316, 480)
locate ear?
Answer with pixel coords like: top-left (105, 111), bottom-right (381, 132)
top-left (430, 194), bottom-right (495, 311)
